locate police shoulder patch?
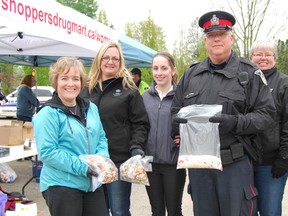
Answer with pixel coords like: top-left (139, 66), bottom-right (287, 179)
top-left (254, 69), bottom-right (268, 86)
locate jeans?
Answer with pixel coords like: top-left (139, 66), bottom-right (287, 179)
top-left (254, 165), bottom-right (288, 216)
top-left (17, 114), bottom-right (32, 122)
top-left (103, 162), bottom-right (132, 216)
top-left (43, 186), bottom-right (108, 216)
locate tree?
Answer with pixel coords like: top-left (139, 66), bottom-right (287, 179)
top-left (0, 64), bottom-right (14, 94)
top-left (125, 14), bottom-right (167, 85)
top-left (125, 13), bottom-right (166, 52)
top-left (56, 0), bottom-right (98, 19)
top-left (227, 0), bottom-right (287, 58)
top-left (172, 28), bottom-right (193, 78)
top-left (97, 9), bottom-right (109, 26)
top-left (277, 39), bottom-right (288, 75)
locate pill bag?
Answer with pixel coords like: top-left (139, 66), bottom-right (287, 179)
top-left (176, 104), bottom-right (223, 171)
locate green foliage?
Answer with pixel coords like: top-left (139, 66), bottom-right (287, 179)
top-left (56, 0), bottom-right (98, 19)
top-left (173, 28), bottom-right (193, 78)
top-left (125, 14), bottom-right (167, 83)
top-left (21, 66), bottom-right (50, 86)
top-left (277, 39), bottom-right (288, 75)
top-left (0, 64), bottom-right (14, 94)
top-left (97, 9), bottom-right (109, 26)
top-left (125, 14), bottom-right (167, 52)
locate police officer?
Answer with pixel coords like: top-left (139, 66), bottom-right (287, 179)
top-left (171, 10), bottom-right (276, 216)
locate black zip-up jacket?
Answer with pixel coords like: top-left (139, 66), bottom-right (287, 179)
top-left (80, 78), bottom-right (150, 163)
top-left (172, 51), bottom-right (276, 150)
top-left (255, 67), bottom-right (288, 165)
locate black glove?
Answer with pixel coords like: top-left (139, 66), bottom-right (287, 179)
top-left (171, 117), bottom-right (188, 138)
top-left (131, 148), bottom-right (145, 157)
top-left (209, 114), bottom-right (238, 135)
top-left (272, 158), bottom-right (288, 178)
top-left (87, 167), bottom-right (99, 178)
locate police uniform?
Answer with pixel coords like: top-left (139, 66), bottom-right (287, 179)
top-left (171, 11), bottom-right (276, 216)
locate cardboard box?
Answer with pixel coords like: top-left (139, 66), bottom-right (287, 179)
top-left (0, 125), bottom-right (23, 146)
top-left (23, 122), bottom-right (34, 140)
top-left (0, 121), bottom-right (34, 146)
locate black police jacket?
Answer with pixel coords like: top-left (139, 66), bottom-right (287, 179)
top-left (171, 51), bottom-right (276, 150)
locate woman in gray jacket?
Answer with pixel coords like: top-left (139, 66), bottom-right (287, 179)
top-left (142, 52), bottom-right (186, 216)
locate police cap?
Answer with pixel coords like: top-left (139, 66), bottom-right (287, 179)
top-left (198, 10), bottom-right (236, 33)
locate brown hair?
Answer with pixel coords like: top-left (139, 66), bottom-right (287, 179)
top-left (20, 75), bottom-right (35, 87)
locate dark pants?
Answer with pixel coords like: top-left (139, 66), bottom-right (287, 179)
top-left (17, 115), bottom-right (32, 122)
top-left (42, 186), bottom-right (108, 216)
top-left (188, 156), bottom-right (257, 216)
top-left (145, 163), bottom-right (186, 216)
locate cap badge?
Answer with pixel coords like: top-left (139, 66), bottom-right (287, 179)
top-left (210, 15), bottom-right (219, 26)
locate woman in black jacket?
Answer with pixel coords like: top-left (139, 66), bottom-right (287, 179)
top-left (80, 41), bottom-right (150, 216)
top-left (250, 40), bottom-right (288, 216)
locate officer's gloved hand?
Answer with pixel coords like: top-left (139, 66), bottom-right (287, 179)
top-left (171, 117), bottom-right (188, 138)
top-left (272, 158), bottom-right (288, 178)
top-left (131, 148), bottom-right (145, 157)
top-left (87, 167), bottom-right (99, 178)
top-left (209, 114), bottom-right (238, 135)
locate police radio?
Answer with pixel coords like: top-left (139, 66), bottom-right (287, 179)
top-left (238, 72), bottom-right (249, 114)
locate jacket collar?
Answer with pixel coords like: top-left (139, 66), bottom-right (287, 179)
top-left (194, 51), bottom-right (239, 79)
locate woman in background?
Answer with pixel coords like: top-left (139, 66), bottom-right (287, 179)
top-left (142, 52), bottom-right (186, 215)
top-left (16, 74), bottom-right (39, 122)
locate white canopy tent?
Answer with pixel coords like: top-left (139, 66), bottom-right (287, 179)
top-left (0, 0), bottom-right (156, 67)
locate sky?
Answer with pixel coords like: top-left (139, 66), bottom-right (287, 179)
top-left (96, 0), bottom-right (287, 52)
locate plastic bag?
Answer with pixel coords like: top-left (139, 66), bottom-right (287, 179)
top-left (0, 163), bottom-right (17, 183)
top-left (176, 104), bottom-right (223, 171)
top-left (79, 154), bottom-right (118, 191)
top-left (120, 155), bottom-right (153, 186)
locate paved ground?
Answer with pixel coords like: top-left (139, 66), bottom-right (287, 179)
top-left (2, 160), bottom-right (288, 216)
top-left (1, 118), bottom-right (287, 215)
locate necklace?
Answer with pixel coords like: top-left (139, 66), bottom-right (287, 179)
top-left (67, 105), bottom-right (77, 115)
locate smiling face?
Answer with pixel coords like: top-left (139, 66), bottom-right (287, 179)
top-left (101, 47), bottom-right (120, 81)
top-left (251, 49), bottom-right (276, 71)
top-left (57, 67), bottom-right (81, 106)
top-left (152, 55), bottom-right (176, 88)
top-left (204, 31), bottom-right (234, 64)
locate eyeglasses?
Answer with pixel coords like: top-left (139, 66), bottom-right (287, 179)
top-left (101, 56), bottom-right (120, 63)
top-left (253, 53), bottom-right (274, 58)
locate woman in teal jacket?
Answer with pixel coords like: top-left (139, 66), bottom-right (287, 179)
top-left (33, 57), bottom-right (109, 216)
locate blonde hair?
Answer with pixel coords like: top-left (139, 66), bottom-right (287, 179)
top-left (88, 41), bottom-right (136, 93)
top-left (49, 56), bottom-right (87, 90)
top-left (152, 52), bottom-right (179, 84)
